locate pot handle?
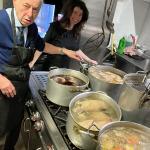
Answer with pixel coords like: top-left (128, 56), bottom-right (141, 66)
top-left (136, 71), bottom-right (146, 74)
top-left (70, 87), bottom-right (91, 93)
top-left (79, 61), bottom-right (90, 75)
top-left (78, 129), bottom-right (96, 138)
top-left (95, 91), bottom-right (107, 95)
top-left (78, 121), bottom-right (99, 138)
top-left (49, 66), bottom-right (59, 71)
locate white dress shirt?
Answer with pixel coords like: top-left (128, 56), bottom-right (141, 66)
top-left (6, 8), bottom-right (28, 45)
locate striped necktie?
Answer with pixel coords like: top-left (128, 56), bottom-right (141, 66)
top-left (17, 27), bottom-right (25, 46)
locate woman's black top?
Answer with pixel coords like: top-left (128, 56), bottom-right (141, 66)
top-left (43, 21), bottom-right (80, 70)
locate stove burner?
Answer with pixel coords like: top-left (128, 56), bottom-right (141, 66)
top-left (39, 90), bottom-right (80, 150)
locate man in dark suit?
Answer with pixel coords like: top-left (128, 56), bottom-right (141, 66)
top-left (0, 0), bottom-right (82, 149)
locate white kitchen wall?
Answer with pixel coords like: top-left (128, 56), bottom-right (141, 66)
top-left (113, 0), bottom-right (150, 47)
top-left (113, 0), bottom-right (136, 46)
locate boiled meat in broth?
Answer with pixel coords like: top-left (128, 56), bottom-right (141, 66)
top-left (72, 98), bottom-right (118, 131)
top-left (51, 75), bottom-right (85, 86)
top-left (73, 99), bottom-right (109, 113)
top-left (88, 112), bottom-right (112, 121)
top-left (89, 66), bottom-right (123, 84)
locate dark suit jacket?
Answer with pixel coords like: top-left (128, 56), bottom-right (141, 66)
top-left (0, 9), bottom-right (45, 73)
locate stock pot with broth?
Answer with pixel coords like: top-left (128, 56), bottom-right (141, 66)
top-left (98, 121), bottom-right (150, 150)
top-left (66, 91), bottom-right (122, 150)
top-left (46, 68), bottom-right (89, 106)
top-left (118, 73), bottom-right (150, 127)
top-left (88, 65), bottom-right (126, 102)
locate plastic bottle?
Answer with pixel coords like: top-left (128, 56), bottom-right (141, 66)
top-left (117, 37), bottom-right (126, 55)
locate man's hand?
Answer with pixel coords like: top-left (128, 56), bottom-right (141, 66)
top-left (0, 74), bottom-right (16, 97)
top-left (29, 61), bottom-right (34, 69)
top-left (28, 50), bottom-right (42, 69)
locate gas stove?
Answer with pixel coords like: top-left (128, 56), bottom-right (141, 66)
top-left (28, 71), bottom-right (80, 150)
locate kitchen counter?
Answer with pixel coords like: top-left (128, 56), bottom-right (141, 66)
top-left (115, 53), bottom-right (150, 73)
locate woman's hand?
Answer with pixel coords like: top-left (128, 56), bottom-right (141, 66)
top-left (76, 49), bottom-right (98, 65)
top-left (62, 48), bottom-right (98, 65)
top-left (0, 74), bottom-right (16, 97)
top-left (62, 48), bottom-right (81, 61)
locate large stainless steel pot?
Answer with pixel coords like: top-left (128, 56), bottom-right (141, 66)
top-left (98, 121), bottom-right (150, 150)
top-left (118, 73), bottom-right (148, 111)
top-left (118, 73), bottom-right (150, 127)
top-left (66, 91), bottom-right (122, 150)
top-left (87, 65), bottom-right (126, 102)
top-left (46, 68), bottom-right (89, 106)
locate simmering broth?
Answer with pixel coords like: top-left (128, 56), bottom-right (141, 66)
top-left (72, 96), bottom-right (118, 131)
top-left (100, 126), bottom-right (150, 150)
top-left (89, 67), bottom-right (123, 84)
top-left (51, 75), bottom-right (86, 86)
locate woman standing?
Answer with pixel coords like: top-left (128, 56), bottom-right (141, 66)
top-left (43, 0), bottom-right (97, 70)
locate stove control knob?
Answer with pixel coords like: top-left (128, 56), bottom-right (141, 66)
top-left (34, 120), bottom-right (44, 131)
top-left (25, 100), bottom-right (34, 107)
top-left (31, 111), bottom-right (41, 121)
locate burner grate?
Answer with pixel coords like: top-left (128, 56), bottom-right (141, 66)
top-left (38, 90), bottom-right (80, 150)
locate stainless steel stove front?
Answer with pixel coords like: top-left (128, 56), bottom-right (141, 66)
top-left (21, 106), bottom-right (53, 150)
top-left (29, 71), bottom-right (70, 150)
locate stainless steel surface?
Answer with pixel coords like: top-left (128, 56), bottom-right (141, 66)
top-left (118, 73), bottom-right (150, 128)
top-left (118, 73), bottom-right (147, 111)
top-left (136, 47), bottom-right (150, 59)
top-left (46, 68), bottom-right (89, 106)
top-left (66, 91), bottom-right (122, 150)
top-left (29, 71), bottom-right (69, 150)
top-left (116, 53), bottom-right (150, 73)
top-left (22, 110), bottom-right (51, 150)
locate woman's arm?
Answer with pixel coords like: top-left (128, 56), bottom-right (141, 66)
top-left (29, 50), bottom-right (42, 69)
top-left (29, 42), bottom-right (81, 69)
top-left (44, 42), bottom-right (81, 61)
top-left (29, 42), bottom-right (97, 68)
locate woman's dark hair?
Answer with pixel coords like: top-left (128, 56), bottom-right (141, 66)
top-left (59, 0), bottom-right (89, 36)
